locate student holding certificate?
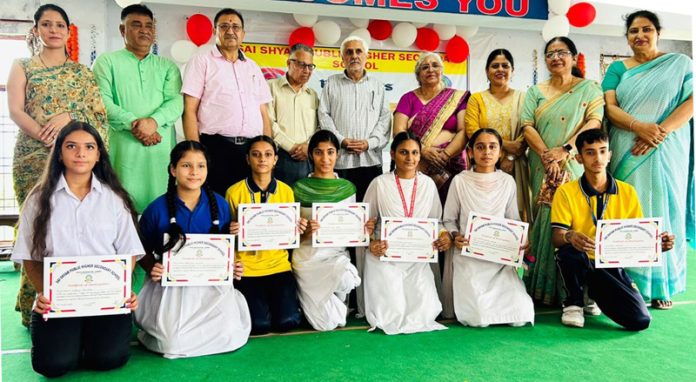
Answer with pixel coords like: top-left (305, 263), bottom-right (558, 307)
top-left (442, 128), bottom-right (534, 327)
top-left (227, 136), bottom-right (308, 334)
top-left (363, 131), bottom-right (451, 334)
top-left (11, 122), bottom-right (142, 378)
top-left (550, 129), bottom-right (675, 330)
top-left (292, 130), bottom-right (375, 331)
top-left (135, 141), bottom-right (250, 358)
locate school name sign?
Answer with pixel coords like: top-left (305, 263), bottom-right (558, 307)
top-left (276, 0), bottom-right (548, 19)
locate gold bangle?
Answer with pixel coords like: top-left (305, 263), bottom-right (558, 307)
top-left (629, 119), bottom-right (638, 131)
top-left (563, 230), bottom-right (572, 244)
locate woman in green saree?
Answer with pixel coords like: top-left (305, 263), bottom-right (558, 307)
top-left (521, 37), bottom-right (604, 305)
top-left (603, 10), bottom-right (693, 310)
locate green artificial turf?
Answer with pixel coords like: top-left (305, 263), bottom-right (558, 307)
top-left (2, 252), bottom-right (696, 381)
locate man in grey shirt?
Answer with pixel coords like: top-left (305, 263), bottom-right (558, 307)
top-left (318, 35), bottom-right (391, 201)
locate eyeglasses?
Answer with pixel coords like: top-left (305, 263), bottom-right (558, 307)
top-left (217, 23), bottom-right (243, 33)
top-left (419, 63), bottom-right (442, 72)
top-left (289, 59), bottom-right (316, 71)
top-left (545, 50), bottom-right (572, 59)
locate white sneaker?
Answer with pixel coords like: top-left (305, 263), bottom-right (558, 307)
top-left (584, 302), bottom-right (602, 316)
top-left (561, 306), bottom-right (585, 328)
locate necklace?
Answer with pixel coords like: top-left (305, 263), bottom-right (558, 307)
top-left (38, 53), bottom-right (68, 68)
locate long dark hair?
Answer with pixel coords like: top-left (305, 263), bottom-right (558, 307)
top-left (544, 36), bottom-right (584, 78)
top-left (29, 122), bottom-right (137, 260)
top-left (161, 141), bottom-right (222, 254)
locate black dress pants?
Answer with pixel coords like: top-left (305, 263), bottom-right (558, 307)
top-left (555, 245), bottom-right (651, 331)
top-left (236, 271), bottom-right (302, 335)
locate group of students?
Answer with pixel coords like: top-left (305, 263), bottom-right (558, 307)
top-left (11, 118), bottom-right (675, 377)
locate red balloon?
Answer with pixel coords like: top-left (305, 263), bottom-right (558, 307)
top-left (446, 36), bottom-right (469, 63)
top-left (415, 28), bottom-right (439, 52)
top-left (186, 14), bottom-right (213, 46)
top-left (567, 2), bottom-right (596, 28)
top-left (367, 20), bottom-right (392, 41)
top-left (289, 27), bottom-right (315, 48)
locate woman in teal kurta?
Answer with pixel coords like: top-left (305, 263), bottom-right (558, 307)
top-left (603, 10), bottom-right (694, 309)
top-left (521, 37), bottom-right (605, 306)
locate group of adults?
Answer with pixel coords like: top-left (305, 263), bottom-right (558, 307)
top-left (7, 2), bottom-right (694, 377)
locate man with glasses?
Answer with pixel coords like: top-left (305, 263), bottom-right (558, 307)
top-left (318, 36), bottom-right (391, 202)
top-left (93, 4), bottom-right (183, 213)
top-left (182, 8), bottom-right (272, 196)
top-left (268, 43), bottom-right (319, 185)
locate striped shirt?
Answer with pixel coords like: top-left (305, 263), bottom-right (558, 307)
top-left (318, 71), bottom-right (391, 170)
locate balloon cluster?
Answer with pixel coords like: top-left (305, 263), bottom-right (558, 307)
top-left (170, 13), bottom-right (215, 64)
top-left (544, 0), bottom-right (596, 41)
top-left (289, 15), bottom-right (476, 64)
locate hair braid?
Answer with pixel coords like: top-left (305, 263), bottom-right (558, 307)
top-left (204, 182), bottom-right (221, 234)
top-left (162, 173), bottom-right (186, 254)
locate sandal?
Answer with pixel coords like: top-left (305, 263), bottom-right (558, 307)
top-left (651, 299), bottom-right (673, 310)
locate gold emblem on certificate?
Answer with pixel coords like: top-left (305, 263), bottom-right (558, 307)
top-left (380, 217), bottom-right (438, 263)
top-left (312, 203), bottom-right (369, 248)
top-left (162, 234), bottom-right (235, 286)
top-left (461, 212), bottom-right (529, 267)
top-left (238, 203), bottom-right (300, 251)
top-left (43, 255), bottom-right (132, 319)
top-left (595, 218), bottom-right (662, 268)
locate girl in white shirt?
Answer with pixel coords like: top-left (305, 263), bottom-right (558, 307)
top-left (12, 121), bottom-right (143, 378)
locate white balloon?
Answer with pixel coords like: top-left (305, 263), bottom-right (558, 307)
top-left (349, 18), bottom-right (369, 28)
top-left (114, 0), bottom-right (141, 7)
top-left (391, 22), bottom-right (417, 48)
top-left (548, 0), bottom-right (571, 16)
top-left (456, 25), bottom-right (479, 39)
top-left (313, 20), bottom-right (341, 45)
top-left (293, 14), bottom-right (318, 27)
top-left (433, 24), bottom-right (456, 40)
top-left (542, 15), bottom-right (570, 42)
top-left (349, 28), bottom-right (372, 48)
top-left (412, 22), bottom-right (428, 28)
top-left (170, 39), bottom-right (198, 64)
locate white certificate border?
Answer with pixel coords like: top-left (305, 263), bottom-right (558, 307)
top-left (312, 203), bottom-right (369, 248)
top-left (162, 234), bottom-right (235, 286)
top-left (462, 212), bottom-right (528, 267)
top-left (44, 255), bottom-right (132, 319)
top-left (238, 203), bottom-right (300, 251)
top-left (380, 217), bottom-right (438, 263)
top-left (595, 218), bottom-right (662, 268)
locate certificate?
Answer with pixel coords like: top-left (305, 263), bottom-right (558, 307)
top-left (380, 217), bottom-right (438, 263)
top-left (238, 203), bottom-right (300, 251)
top-left (43, 255), bottom-right (132, 319)
top-left (461, 212), bottom-right (529, 268)
top-left (312, 203), bottom-right (369, 248)
top-left (595, 218), bottom-right (662, 268)
top-left (162, 234), bottom-right (235, 286)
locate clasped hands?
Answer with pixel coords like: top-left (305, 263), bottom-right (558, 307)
top-left (541, 146), bottom-right (569, 181)
top-left (341, 138), bottom-right (369, 154)
top-left (631, 121), bottom-right (668, 156)
top-left (131, 117), bottom-right (161, 146)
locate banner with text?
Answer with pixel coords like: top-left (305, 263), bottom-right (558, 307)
top-left (242, 43), bottom-right (469, 106)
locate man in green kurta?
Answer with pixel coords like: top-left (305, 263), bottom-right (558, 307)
top-left (93, 4), bottom-right (183, 213)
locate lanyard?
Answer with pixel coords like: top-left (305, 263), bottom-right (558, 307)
top-left (395, 172), bottom-right (418, 218)
top-left (585, 193), bottom-right (609, 226)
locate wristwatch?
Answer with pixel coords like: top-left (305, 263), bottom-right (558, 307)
top-left (562, 143), bottom-right (573, 152)
top-left (506, 155), bottom-right (515, 161)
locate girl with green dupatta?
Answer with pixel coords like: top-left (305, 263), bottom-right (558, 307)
top-left (292, 130), bottom-right (375, 331)
top-left (521, 37), bottom-right (604, 306)
top-left (603, 10), bottom-right (693, 310)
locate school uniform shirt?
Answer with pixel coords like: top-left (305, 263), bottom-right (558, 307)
top-left (12, 174), bottom-right (144, 262)
top-left (225, 177), bottom-right (295, 277)
top-left (139, 191), bottom-right (231, 254)
top-left (551, 173), bottom-right (643, 259)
